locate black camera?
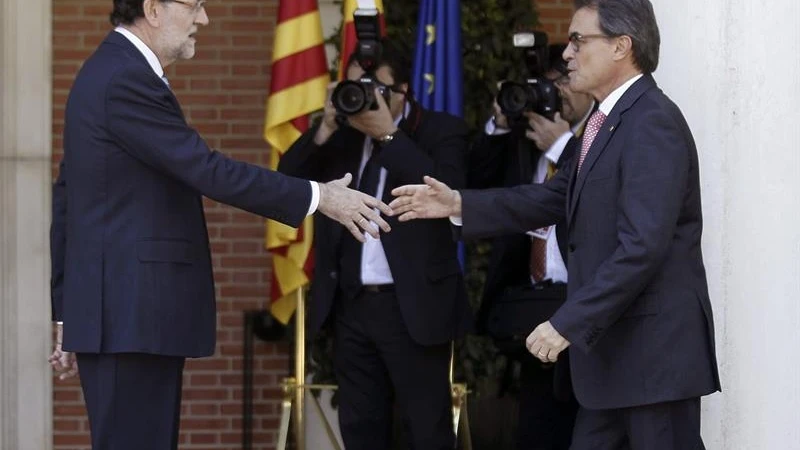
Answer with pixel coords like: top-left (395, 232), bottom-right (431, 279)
top-left (497, 31), bottom-right (561, 122)
top-left (331, 8), bottom-right (390, 116)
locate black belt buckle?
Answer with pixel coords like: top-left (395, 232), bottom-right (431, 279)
top-left (362, 284), bottom-right (394, 293)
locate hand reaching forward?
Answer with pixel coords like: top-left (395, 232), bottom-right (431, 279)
top-left (48, 323), bottom-right (78, 380)
top-left (318, 174), bottom-right (393, 242)
top-left (526, 321), bottom-right (571, 363)
top-left (390, 176), bottom-right (461, 222)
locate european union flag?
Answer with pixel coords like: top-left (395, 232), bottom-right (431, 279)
top-left (412, 0), bottom-right (463, 117)
top-left (412, 1), bottom-right (466, 268)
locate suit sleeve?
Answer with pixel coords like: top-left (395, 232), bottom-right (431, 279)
top-left (549, 107), bottom-right (690, 352)
top-left (459, 167), bottom-right (569, 239)
top-left (377, 113), bottom-right (468, 189)
top-left (50, 160), bottom-right (66, 322)
top-left (105, 65), bottom-right (311, 227)
top-left (277, 124), bottom-right (341, 182)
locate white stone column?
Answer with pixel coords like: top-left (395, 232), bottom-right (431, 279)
top-left (0, 0), bottom-right (53, 447)
top-left (652, 1), bottom-right (800, 448)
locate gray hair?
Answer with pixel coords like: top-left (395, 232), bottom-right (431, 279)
top-left (574, 0), bottom-right (660, 73)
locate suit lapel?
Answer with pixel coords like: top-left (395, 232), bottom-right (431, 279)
top-left (567, 75), bottom-right (657, 222)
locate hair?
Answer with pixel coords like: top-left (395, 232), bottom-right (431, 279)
top-left (109, 0), bottom-right (165, 26)
top-left (574, 0), bottom-right (660, 73)
top-left (347, 38), bottom-right (414, 99)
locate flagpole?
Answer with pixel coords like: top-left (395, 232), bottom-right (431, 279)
top-left (293, 287), bottom-right (306, 450)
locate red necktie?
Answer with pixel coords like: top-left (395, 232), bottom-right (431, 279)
top-left (577, 110), bottom-right (607, 173)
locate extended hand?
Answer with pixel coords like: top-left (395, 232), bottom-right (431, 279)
top-left (389, 176), bottom-right (460, 222)
top-left (318, 173), bottom-right (393, 242)
top-left (48, 323), bottom-right (78, 380)
top-left (526, 321), bottom-right (570, 363)
top-left (525, 111), bottom-right (570, 150)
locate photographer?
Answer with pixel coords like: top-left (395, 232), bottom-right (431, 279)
top-left (278, 37), bottom-right (471, 449)
top-left (468, 42), bottom-right (595, 450)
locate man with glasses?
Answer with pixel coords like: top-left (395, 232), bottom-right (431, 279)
top-left (48, 0), bottom-right (393, 448)
top-left (469, 43), bottom-right (594, 450)
top-left (391, 0), bottom-right (721, 448)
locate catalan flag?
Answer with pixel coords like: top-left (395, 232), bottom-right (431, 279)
top-left (337, 0), bottom-right (385, 80)
top-left (264, 0), bottom-right (329, 324)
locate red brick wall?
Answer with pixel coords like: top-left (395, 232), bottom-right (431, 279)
top-left (51, 1), bottom-right (574, 449)
top-left (52, 1), bottom-right (289, 449)
top-left (535, 0), bottom-right (575, 42)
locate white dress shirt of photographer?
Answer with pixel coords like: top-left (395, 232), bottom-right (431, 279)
top-left (480, 102), bottom-right (594, 284)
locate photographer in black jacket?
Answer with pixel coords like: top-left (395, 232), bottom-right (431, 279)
top-left (279, 38), bottom-right (471, 450)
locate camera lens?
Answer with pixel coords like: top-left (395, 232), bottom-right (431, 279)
top-left (497, 82), bottom-right (540, 116)
top-left (332, 81), bottom-right (368, 115)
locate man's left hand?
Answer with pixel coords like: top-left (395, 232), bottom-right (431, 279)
top-left (346, 88), bottom-right (398, 139)
top-left (526, 320), bottom-right (570, 363)
top-left (525, 111), bottom-right (570, 150)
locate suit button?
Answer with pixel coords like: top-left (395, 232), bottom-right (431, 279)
top-left (569, 244), bottom-right (576, 252)
top-left (329, 271), bottom-right (338, 280)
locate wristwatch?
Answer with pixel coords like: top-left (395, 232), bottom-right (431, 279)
top-left (377, 129), bottom-right (398, 144)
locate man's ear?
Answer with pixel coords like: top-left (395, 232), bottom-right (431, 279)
top-left (142, 0), bottom-right (161, 27)
top-left (613, 35), bottom-right (633, 62)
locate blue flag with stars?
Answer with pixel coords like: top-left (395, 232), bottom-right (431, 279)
top-left (412, 0), bottom-right (466, 268)
top-left (412, 0), bottom-right (463, 117)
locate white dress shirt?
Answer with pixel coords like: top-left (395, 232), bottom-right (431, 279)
top-left (357, 103), bottom-right (409, 284)
top-left (114, 26), bottom-right (320, 215)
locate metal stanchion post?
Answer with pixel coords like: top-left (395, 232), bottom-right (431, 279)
top-left (293, 288), bottom-right (306, 450)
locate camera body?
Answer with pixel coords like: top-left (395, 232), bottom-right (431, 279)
top-left (331, 8), bottom-right (390, 116)
top-left (497, 31), bottom-right (561, 123)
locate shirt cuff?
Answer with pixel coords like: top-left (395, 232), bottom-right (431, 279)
top-left (485, 117), bottom-right (511, 136)
top-left (306, 181), bottom-right (320, 216)
top-left (449, 216), bottom-right (463, 226)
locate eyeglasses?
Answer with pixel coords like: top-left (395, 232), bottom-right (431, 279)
top-left (568, 32), bottom-right (611, 52)
top-left (166, 0), bottom-right (207, 15)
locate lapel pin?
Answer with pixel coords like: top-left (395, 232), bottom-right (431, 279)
top-left (609, 125), bottom-right (615, 131)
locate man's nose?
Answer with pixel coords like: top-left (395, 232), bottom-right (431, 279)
top-left (196, 7), bottom-right (209, 25)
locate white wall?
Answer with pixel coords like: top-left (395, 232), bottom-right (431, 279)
top-left (0, 0), bottom-right (54, 447)
top-left (652, 1), bottom-right (800, 448)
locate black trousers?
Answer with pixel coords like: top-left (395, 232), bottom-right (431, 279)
top-left (76, 352), bottom-right (185, 450)
top-left (570, 398), bottom-right (705, 450)
top-left (517, 357), bottom-right (579, 450)
top-left (333, 289), bottom-right (454, 450)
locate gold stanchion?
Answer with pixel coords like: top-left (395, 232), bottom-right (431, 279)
top-left (293, 288), bottom-right (306, 450)
top-left (277, 288), bottom-right (340, 450)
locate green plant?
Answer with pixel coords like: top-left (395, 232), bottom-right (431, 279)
top-left (308, 0), bottom-right (539, 401)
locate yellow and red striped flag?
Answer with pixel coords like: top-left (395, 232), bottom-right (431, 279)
top-left (264, 0), bottom-right (329, 324)
top-left (337, 0), bottom-right (385, 80)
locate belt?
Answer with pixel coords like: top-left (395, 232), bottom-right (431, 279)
top-left (362, 284), bottom-right (395, 293)
top-left (532, 280), bottom-right (567, 290)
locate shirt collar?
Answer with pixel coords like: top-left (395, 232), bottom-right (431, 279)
top-left (598, 73), bottom-right (643, 116)
top-left (115, 26), bottom-right (164, 78)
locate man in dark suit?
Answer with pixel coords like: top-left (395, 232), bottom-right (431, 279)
top-left (47, 1), bottom-right (392, 448)
top-left (469, 44), bottom-right (594, 450)
top-left (278, 39), bottom-right (471, 450)
top-left (391, 0), bottom-right (721, 448)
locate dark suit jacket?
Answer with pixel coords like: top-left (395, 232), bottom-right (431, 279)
top-left (278, 108), bottom-right (472, 346)
top-left (51, 31), bottom-right (311, 357)
top-left (468, 127), bottom-right (577, 332)
top-left (459, 75), bottom-right (721, 409)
